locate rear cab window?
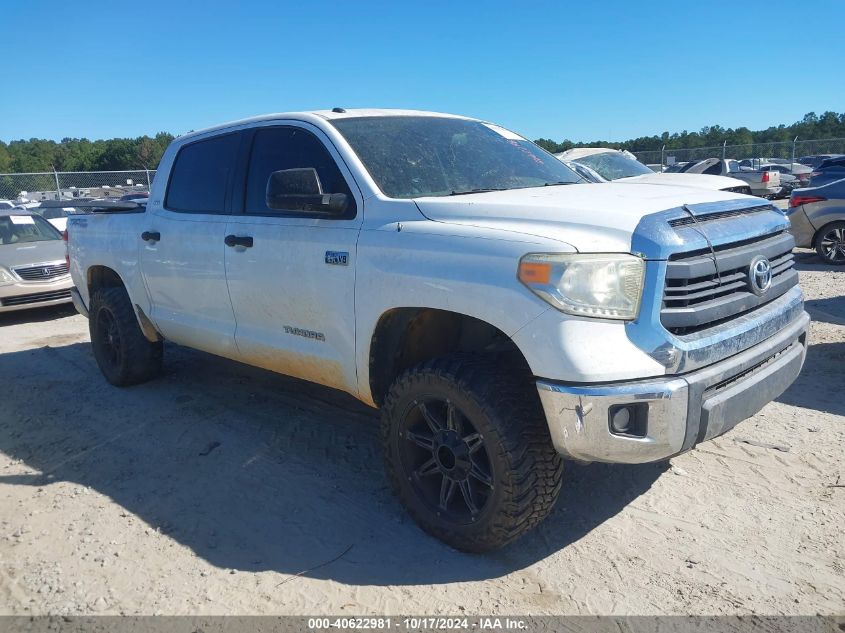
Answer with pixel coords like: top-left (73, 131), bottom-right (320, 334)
top-left (165, 133), bottom-right (241, 213)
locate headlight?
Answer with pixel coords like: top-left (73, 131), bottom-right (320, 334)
top-left (518, 253), bottom-right (645, 320)
top-left (0, 267), bottom-right (16, 286)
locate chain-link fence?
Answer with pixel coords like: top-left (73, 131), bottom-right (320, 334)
top-left (2, 140), bottom-right (845, 198)
top-left (0, 170), bottom-right (157, 203)
top-left (631, 137), bottom-right (845, 170)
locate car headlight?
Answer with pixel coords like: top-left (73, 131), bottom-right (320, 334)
top-left (518, 253), bottom-right (645, 320)
top-left (0, 267), bottom-right (16, 286)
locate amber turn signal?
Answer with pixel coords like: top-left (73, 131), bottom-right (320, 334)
top-left (518, 261), bottom-right (552, 285)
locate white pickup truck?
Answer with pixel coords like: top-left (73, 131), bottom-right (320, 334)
top-left (67, 109), bottom-right (809, 552)
top-left (681, 158), bottom-right (782, 198)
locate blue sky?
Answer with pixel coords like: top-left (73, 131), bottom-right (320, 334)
top-left (2, 0), bottom-right (843, 143)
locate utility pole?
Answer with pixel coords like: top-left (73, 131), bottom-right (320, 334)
top-left (52, 165), bottom-right (61, 200)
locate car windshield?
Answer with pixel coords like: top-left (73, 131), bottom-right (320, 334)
top-left (330, 116), bottom-right (580, 198)
top-left (573, 152), bottom-right (653, 180)
top-left (0, 214), bottom-right (62, 246)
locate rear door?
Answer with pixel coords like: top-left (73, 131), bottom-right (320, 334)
top-left (223, 122), bottom-right (363, 394)
top-left (139, 132), bottom-right (242, 358)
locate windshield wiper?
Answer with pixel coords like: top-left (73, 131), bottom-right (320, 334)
top-left (543, 181), bottom-right (579, 186)
top-left (448, 188), bottom-right (506, 196)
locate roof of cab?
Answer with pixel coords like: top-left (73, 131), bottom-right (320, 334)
top-left (178, 109), bottom-right (475, 142)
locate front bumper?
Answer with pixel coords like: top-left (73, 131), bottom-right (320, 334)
top-left (536, 311), bottom-right (809, 463)
top-left (0, 276), bottom-right (74, 313)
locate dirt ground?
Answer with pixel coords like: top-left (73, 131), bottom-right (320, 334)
top-left (0, 253), bottom-right (842, 616)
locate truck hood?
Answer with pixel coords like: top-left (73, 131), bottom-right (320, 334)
top-left (414, 182), bottom-right (753, 253)
top-left (0, 239), bottom-right (67, 269)
top-left (616, 172), bottom-right (747, 190)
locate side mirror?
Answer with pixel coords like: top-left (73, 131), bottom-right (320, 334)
top-left (266, 168), bottom-right (348, 214)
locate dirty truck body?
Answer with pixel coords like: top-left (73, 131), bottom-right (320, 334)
top-left (68, 110), bottom-right (808, 551)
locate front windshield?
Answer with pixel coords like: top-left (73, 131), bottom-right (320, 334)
top-left (331, 116), bottom-right (581, 198)
top-left (0, 214), bottom-right (62, 246)
top-left (574, 152), bottom-right (653, 180)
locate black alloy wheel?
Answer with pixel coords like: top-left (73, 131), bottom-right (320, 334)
top-left (94, 306), bottom-right (122, 369)
top-left (398, 397), bottom-right (494, 524)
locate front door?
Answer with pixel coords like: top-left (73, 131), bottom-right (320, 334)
top-left (140, 132), bottom-right (241, 358)
top-left (223, 124), bottom-right (363, 394)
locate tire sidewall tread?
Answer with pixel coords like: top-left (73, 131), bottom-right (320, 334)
top-left (381, 353), bottom-right (562, 553)
top-left (89, 286), bottom-right (162, 387)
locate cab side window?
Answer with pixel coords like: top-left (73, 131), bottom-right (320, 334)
top-left (166, 133), bottom-right (240, 213)
top-left (244, 126), bottom-right (356, 217)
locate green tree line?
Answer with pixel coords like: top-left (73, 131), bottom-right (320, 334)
top-left (535, 111), bottom-right (845, 154)
top-left (0, 133), bottom-right (174, 173)
top-left (1, 111), bottom-right (843, 173)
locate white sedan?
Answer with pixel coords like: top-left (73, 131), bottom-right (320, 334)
top-left (556, 147), bottom-right (753, 194)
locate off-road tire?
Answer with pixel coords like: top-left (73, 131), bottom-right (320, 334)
top-left (814, 221), bottom-right (845, 265)
top-left (381, 354), bottom-right (563, 552)
top-left (89, 286), bottom-right (163, 386)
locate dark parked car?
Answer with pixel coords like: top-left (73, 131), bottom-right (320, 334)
top-left (799, 154), bottom-right (844, 169)
top-left (809, 157), bottom-right (845, 187)
top-left (786, 178), bottom-right (845, 264)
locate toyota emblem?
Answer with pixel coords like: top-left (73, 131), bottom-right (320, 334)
top-left (748, 256), bottom-right (773, 295)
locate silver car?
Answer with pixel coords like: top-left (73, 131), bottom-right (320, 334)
top-left (0, 211), bottom-right (74, 312)
top-left (786, 178), bottom-right (845, 264)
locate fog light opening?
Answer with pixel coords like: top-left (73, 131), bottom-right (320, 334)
top-left (610, 407), bottom-right (631, 433)
top-left (608, 403), bottom-right (648, 438)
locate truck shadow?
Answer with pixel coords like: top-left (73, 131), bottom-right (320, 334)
top-left (777, 340), bottom-right (845, 417)
top-left (793, 252), bottom-right (845, 272)
top-left (803, 296), bottom-right (845, 326)
top-left (0, 342), bottom-right (664, 586)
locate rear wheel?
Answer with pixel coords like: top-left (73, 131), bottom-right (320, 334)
top-left (89, 287), bottom-right (163, 386)
top-left (381, 354), bottom-right (562, 552)
top-left (815, 221), bottom-right (845, 265)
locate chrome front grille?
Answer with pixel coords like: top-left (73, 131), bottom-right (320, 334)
top-left (661, 231), bottom-right (798, 335)
top-left (13, 262), bottom-right (69, 281)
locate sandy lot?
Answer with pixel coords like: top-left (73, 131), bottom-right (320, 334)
top-left (0, 254), bottom-right (842, 616)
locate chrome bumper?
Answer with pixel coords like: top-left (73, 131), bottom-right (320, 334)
top-left (537, 311), bottom-right (809, 463)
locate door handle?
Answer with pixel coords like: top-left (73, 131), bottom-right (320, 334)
top-left (225, 234), bottom-right (254, 248)
top-left (141, 231), bottom-right (160, 242)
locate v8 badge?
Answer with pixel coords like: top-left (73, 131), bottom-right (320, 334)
top-left (325, 251), bottom-right (349, 266)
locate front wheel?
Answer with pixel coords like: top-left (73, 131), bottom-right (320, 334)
top-left (381, 355), bottom-right (562, 552)
top-left (89, 286), bottom-right (163, 386)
